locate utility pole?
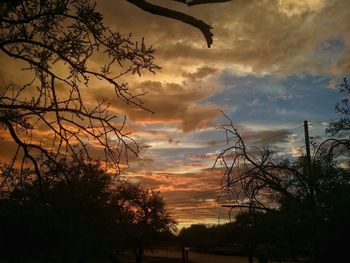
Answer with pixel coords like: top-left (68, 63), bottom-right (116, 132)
top-left (304, 120), bottom-right (311, 166)
top-left (304, 120), bottom-right (314, 201)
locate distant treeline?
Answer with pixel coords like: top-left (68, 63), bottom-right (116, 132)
top-left (178, 200), bottom-right (350, 263)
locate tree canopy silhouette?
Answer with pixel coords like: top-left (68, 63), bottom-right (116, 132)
top-left (0, 0), bottom-right (162, 181)
top-left (216, 111), bottom-right (350, 262)
top-left (113, 181), bottom-right (176, 263)
top-left (327, 77), bottom-right (350, 135)
top-left (0, 157), bottom-right (175, 262)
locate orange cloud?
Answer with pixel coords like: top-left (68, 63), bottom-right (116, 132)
top-left (122, 167), bottom-right (230, 225)
top-left (94, 80), bottom-right (221, 132)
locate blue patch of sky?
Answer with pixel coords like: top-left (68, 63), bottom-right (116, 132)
top-left (207, 72), bottom-right (344, 126)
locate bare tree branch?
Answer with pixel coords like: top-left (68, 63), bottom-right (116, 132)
top-left (216, 113), bottom-right (350, 215)
top-left (186, 0), bottom-right (233, 6)
top-left (127, 0), bottom-right (214, 47)
top-left (0, 0), bottom-right (160, 177)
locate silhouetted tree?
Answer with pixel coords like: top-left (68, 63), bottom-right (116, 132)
top-left (216, 113), bottom-right (350, 262)
top-left (112, 181), bottom-right (176, 263)
top-left (0, 0), bottom-right (161, 187)
top-left (179, 224), bottom-right (214, 249)
top-left (0, 158), bottom-right (117, 261)
top-left (0, 158), bottom-right (176, 262)
top-left (327, 77), bottom-right (350, 135)
top-left (233, 211), bottom-right (267, 263)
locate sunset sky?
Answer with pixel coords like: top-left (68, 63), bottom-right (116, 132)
top-left (2, 0), bottom-right (350, 228)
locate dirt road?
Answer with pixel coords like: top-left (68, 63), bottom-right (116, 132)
top-left (146, 249), bottom-right (254, 263)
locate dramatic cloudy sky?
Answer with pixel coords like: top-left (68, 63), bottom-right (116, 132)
top-left (98, 0), bottom-right (349, 228)
top-left (2, 0), bottom-right (350, 228)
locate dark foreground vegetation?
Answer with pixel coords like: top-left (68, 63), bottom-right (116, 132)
top-left (0, 157), bottom-right (176, 263)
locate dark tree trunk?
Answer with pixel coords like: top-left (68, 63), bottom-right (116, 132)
top-left (248, 254), bottom-right (254, 263)
top-left (135, 248), bottom-right (144, 263)
top-left (182, 246), bottom-right (186, 263)
top-left (248, 247), bottom-right (254, 263)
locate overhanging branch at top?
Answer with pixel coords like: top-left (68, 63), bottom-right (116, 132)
top-left (127, 0), bottom-right (233, 47)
